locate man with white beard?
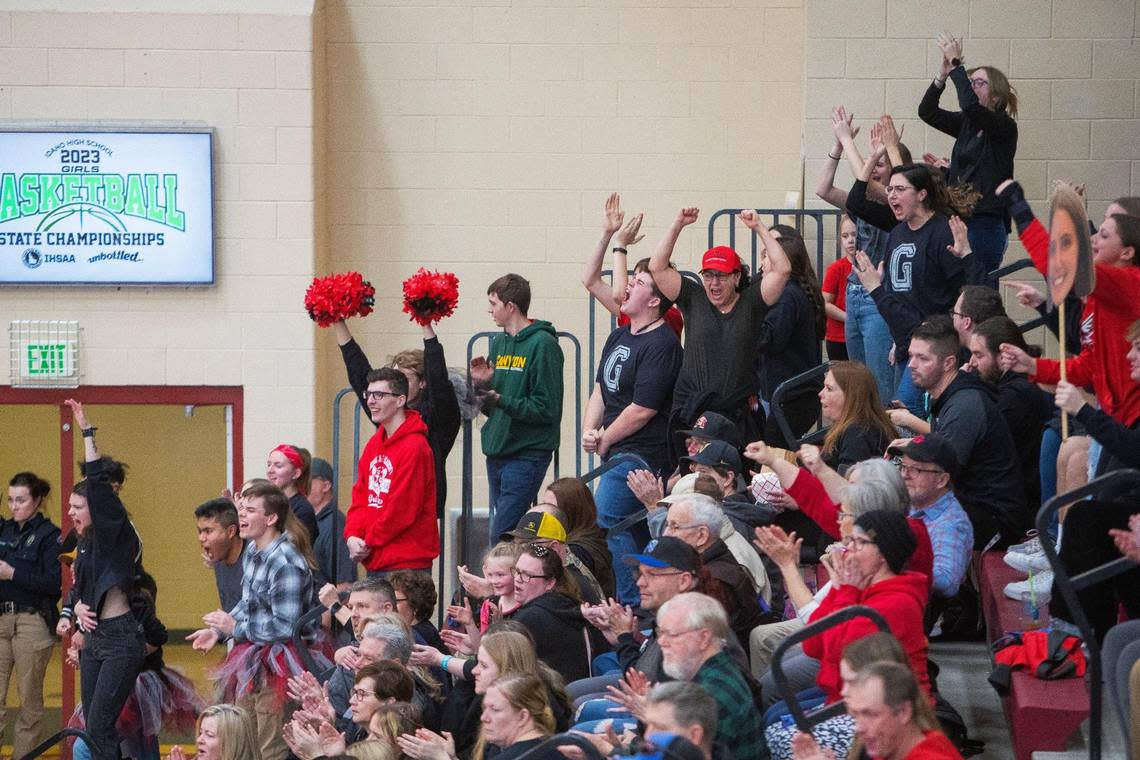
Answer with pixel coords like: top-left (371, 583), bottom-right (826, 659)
top-left (655, 593), bottom-right (765, 760)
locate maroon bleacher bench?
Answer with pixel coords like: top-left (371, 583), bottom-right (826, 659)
top-left (978, 552), bottom-right (1090, 760)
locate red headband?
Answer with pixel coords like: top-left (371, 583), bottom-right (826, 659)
top-left (272, 444), bottom-right (304, 471)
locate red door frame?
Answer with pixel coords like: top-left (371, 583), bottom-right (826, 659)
top-left (0, 385), bottom-right (243, 750)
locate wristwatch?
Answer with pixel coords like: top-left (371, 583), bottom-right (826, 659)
top-left (951, 57), bottom-right (963, 69)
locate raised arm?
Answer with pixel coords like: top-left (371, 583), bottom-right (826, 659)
top-left (740, 212), bottom-right (791, 306)
top-left (833, 107), bottom-right (887, 203)
top-left (648, 207), bottom-right (698, 302)
top-left (610, 213), bottom-right (645, 306)
top-left (879, 115), bottom-right (906, 173)
top-left (582, 193), bottom-right (631, 317)
top-left (816, 107), bottom-right (859, 209)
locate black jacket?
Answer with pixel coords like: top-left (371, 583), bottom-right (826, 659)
top-left (75, 457), bottom-right (141, 614)
top-left (930, 372), bottom-right (1027, 548)
top-left (994, 371), bottom-right (1053, 509)
top-left (699, 539), bottom-right (764, 649)
top-left (341, 335), bottom-right (462, 516)
top-left (507, 591), bottom-right (598, 683)
top-left (0, 512), bottom-right (61, 627)
top-left (919, 66), bottom-right (1018, 220)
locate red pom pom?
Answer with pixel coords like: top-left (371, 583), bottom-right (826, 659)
top-left (304, 272), bottom-right (376, 327)
top-left (402, 268), bottom-right (460, 326)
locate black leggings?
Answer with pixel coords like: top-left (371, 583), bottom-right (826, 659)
top-left (1050, 498), bottom-right (1140, 643)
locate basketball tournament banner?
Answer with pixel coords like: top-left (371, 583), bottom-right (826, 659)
top-left (0, 130), bottom-right (214, 285)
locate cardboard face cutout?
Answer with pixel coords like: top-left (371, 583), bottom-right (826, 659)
top-left (1047, 184), bottom-right (1095, 306)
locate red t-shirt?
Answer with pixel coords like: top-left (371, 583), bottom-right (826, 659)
top-left (618, 305), bottom-right (684, 338)
top-left (822, 257), bottom-right (853, 342)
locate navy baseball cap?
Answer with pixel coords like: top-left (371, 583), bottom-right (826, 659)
top-left (623, 537), bottom-right (701, 573)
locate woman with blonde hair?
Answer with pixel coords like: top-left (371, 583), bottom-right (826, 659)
top-left (168, 703), bottom-right (260, 760)
top-left (411, 631), bottom-right (570, 759)
top-left (817, 361), bottom-right (897, 474)
top-left (919, 32), bottom-right (1019, 275)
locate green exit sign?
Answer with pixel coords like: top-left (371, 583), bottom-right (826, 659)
top-left (27, 343), bottom-right (68, 375)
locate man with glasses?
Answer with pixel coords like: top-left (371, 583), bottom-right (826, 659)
top-left (345, 367), bottom-right (440, 576)
top-left (572, 539), bottom-right (751, 731)
top-left (899, 315), bottom-right (1025, 549)
top-left (647, 208), bottom-right (791, 446)
top-left (662, 494), bottom-right (765, 652)
top-left (888, 436), bottom-right (973, 599)
top-left (656, 592), bottom-right (766, 760)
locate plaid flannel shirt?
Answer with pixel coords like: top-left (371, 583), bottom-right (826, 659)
top-left (230, 533), bottom-right (315, 644)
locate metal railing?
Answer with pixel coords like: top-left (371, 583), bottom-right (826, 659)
top-left (708, 208), bottom-right (845, 280)
top-left (459, 330), bottom-right (583, 568)
top-left (771, 604), bottom-right (890, 732)
top-left (1036, 468), bottom-right (1140, 760)
top-left (19, 728), bottom-right (93, 760)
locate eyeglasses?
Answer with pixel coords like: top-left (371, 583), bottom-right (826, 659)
top-left (846, 536), bottom-right (876, 552)
top-left (700, 271), bottom-right (736, 282)
top-left (657, 626), bottom-right (702, 640)
top-left (896, 462), bottom-right (944, 477)
top-left (837, 510), bottom-right (856, 521)
top-left (885, 185), bottom-right (914, 195)
top-left (350, 688), bottom-right (375, 702)
top-left (637, 569), bottom-right (685, 579)
top-left (511, 568), bottom-right (548, 582)
top-left (665, 522), bottom-right (701, 532)
top-left (365, 390), bottom-right (402, 400)
top-left (968, 78), bottom-right (989, 88)
top-left (394, 596), bottom-right (408, 603)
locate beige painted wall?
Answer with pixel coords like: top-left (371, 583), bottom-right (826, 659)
top-left (0, 4), bottom-right (319, 487)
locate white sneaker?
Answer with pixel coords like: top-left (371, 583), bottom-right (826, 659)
top-left (1004, 549), bottom-right (1051, 575)
top-left (1003, 570), bottom-right (1054, 601)
top-left (1006, 534), bottom-right (1041, 555)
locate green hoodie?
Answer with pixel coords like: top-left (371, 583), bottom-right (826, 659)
top-left (482, 319), bottom-right (564, 458)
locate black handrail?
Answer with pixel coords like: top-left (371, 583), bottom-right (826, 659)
top-left (1036, 468), bottom-right (1140, 760)
top-left (771, 604), bottom-right (890, 732)
top-left (291, 603), bottom-right (334, 680)
top-left (509, 731), bottom-right (608, 760)
top-left (19, 728), bottom-right (94, 760)
top-left (770, 361), bottom-right (832, 451)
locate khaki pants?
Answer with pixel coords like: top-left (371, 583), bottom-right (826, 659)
top-left (0, 612), bottom-right (56, 759)
top-left (237, 688), bottom-right (288, 760)
top-left (749, 617), bottom-right (804, 681)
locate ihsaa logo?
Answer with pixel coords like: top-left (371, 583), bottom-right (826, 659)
top-left (22, 247), bottom-right (74, 268)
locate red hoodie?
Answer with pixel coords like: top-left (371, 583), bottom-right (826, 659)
top-left (786, 469), bottom-right (935, 592)
top-left (803, 571), bottom-right (931, 703)
top-left (1020, 216), bottom-right (1140, 425)
top-left (345, 410), bottom-right (439, 572)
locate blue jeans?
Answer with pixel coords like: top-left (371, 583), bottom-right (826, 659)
top-left (844, 283), bottom-right (895, 404)
top-left (74, 735), bottom-right (159, 760)
top-left (763, 687), bottom-right (827, 727)
top-left (967, 214), bottom-right (1009, 280)
top-left (893, 357), bottom-right (927, 418)
top-left (593, 455), bottom-right (652, 605)
top-left (1039, 426), bottom-right (1061, 541)
top-left (80, 613), bottom-right (146, 760)
top-left (487, 452), bottom-right (552, 541)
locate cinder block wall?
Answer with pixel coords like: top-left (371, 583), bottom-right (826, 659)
top-left (0, 3), bottom-right (320, 472)
top-left (318, 0), bottom-right (809, 505)
top-left (803, 0), bottom-right (1140, 346)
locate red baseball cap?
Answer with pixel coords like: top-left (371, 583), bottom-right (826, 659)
top-left (701, 246), bottom-right (741, 274)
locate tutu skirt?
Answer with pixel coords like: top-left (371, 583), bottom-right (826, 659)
top-left (211, 639), bottom-right (332, 709)
top-left (71, 667), bottom-right (206, 758)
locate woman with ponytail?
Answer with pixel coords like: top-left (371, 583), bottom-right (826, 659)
top-left (265, 444), bottom-right (318, 542)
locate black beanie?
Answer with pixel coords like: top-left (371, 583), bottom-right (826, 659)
top-left (855, 510), bottom-right (916, 574)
